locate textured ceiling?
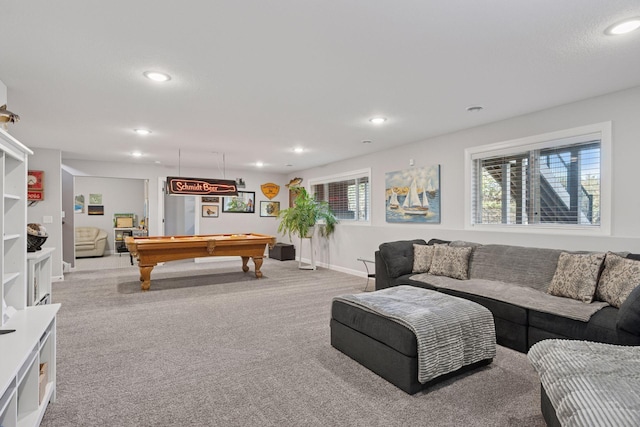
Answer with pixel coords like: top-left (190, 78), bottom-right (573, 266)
top-left (1, 1), bottom-right (639, 173)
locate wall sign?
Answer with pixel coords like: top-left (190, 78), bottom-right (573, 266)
top-left (260, 183), bottom-right (280, 200)
top-left (27, 170), bottom-right (44, 201)
top-left (166, 177), bottom-right (238, 196)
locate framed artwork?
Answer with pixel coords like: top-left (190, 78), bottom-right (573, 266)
top-left (385, 165), bottom-right (441, 224)
top-left (260, 201), bottom-right (280, 217)
top-left (202, 196), bottom-right (220, 203)
top-left (89, 193), bottom-right (102, 204)
top-left (202, 205), bottom-right (219, 217)
top-left (222, 191), bottom-right (255, 213)
top-left (74, 195), bottom-right (85, 213)
top-left (88, 205), bottom-right (104, 215)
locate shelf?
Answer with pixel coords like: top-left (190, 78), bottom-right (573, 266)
top-left (3, 272), bottom-right (20, 285)
top-left (4, 194), bottom-right (20, 201)
top-left (3, 234), bottom-right (21, 241)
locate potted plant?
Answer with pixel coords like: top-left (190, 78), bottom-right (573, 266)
top-left (277, 186), bottom-right (338, 240)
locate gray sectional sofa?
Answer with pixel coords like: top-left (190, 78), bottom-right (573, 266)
top-left (374, 239), bottom-right (640, 353)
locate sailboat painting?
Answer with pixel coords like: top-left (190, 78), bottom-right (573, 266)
top-left (385, 165), bottom-right (440, 223)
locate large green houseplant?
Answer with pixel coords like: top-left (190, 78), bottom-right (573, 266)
top-left (277, 186), bottom-right (338, 239)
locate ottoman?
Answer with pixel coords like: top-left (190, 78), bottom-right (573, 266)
top-left (331, 286), bottom-right (496, 394)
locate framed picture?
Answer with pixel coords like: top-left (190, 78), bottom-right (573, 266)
top-left (88, 205), bottom-right (104, 215)
top-left (202, 204), bottom-right (219, 217)
top-left (202, 196), bottom-right (219, 203)
top-left (385, 165), bottom-right (441, 224)
top-left (74, 195), bottom-right (85, 213)
top-left (89, 193), bottom-right (102, 204)
top-left (222, 191), bottom-right (255, 213)
top-left (260, 201), bottom-right (280, 217)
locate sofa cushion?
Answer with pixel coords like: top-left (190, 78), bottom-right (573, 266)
top-left (469, 244), bottom-right (562, 292)
top-left (76, 227), bottom-right (100, 242)
top-left (617, 284), bottom-right (640, 335)
top-left (596, 253), bottom-right (640, 308)
top-left (547, 252), bottom-right (605, 303)
top-left (429, 245), bottom-right (472, 280)
top-left (379, 240), bottom-right (427, 278)
top-left (412, 244), bottom-right (434, 273)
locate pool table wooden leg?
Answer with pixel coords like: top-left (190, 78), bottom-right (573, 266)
top-left (253, 256), bottom-right (264, 278)
top-left (139, 266), bottom-right (154, 291)
top-left (241, 256), bottom-right (250, 273)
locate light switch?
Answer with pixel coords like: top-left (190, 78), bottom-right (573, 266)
top-left (43, 216), bottom-right (53, 224)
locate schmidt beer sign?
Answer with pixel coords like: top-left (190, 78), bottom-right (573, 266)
top-left (167, 177), bottom-right (238, 196)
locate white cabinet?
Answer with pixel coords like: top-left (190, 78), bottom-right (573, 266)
top-left (0, 304), bottom-right (60, 427)
top-left (27, 248), bottom-right (54, 306)
top-left (0, 128), bottom-right (31, 325)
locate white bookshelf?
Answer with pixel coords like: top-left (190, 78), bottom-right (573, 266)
top-left (0, 304), bottom-right (60, 427)
top-left (27, 248), bottom-right (54, 307)
top-left (1, 127), bottom-right (31, 325)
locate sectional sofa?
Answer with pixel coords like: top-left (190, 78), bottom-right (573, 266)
top-left (374, 238), bottom-right (640, 353)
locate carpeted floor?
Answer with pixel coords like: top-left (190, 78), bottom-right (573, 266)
top-left (42, 259), bottom-right (545, 426)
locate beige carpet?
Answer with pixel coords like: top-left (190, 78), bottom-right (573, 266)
top-left (42, 258), bottom-right (545, 426)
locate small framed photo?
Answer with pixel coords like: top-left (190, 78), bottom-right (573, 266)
top-left (260, 201), bottom-right (280, 217)
top-left (222, 191), bottom-right (255, 213)
top-left (202, 196), bottom-right (219, 203)
top-left (88, 205), bottom-right (104, 215)
top-left (202, 204), bottom-right (219, 217)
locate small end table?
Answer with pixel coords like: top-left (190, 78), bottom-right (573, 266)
top-left (356, 258), bottom-right (375, 291)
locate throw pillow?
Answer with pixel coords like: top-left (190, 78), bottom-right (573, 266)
top-left (547, 252), bottom-right (605, 303)
top-left (429, 245), bottom-right (472, 280)
top-left (412, 244), bottom-right (434, 273)
top-left (617, 284), bottom-right (640, 335)
top-left (596, 252), bottom-right (640, 308)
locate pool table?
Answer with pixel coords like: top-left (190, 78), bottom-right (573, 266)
top-left (125, 233), bottom-right (277, 291)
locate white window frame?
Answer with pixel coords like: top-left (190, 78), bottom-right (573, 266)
top-left (308, 168), bottom-right (371, 225)
top-left (464, 122), bottom-right (611, 235)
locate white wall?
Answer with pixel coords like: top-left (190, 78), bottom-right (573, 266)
top-left (0, 79), bottom-right (6, 106)
top-left (27, 148), bottom-right (63, 279)
top-left (74, 176), bottom-right (146, 252)
top-left (62, 161), bottom-right (290, 242)
top-left (293, 85), bottom-right (640, 276)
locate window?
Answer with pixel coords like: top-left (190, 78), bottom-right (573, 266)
top-left (310, 169), bottom-right (371, 222)
top-left (466, 122), bottom-right (611, 233)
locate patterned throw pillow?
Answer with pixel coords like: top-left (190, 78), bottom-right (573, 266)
top-left (429, 245), bottom-right (472, 280)
top-left (596, 253), bottom-right (640, 308)
top-left (547, 252), bottom-right (605, 303)
top-left (412, 244), bottom-right (434, 273)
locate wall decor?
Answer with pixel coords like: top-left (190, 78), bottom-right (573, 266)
top-left (74, 195), bottom-right (85, 213)
top-left (202, 204), bottom-right (219, 217)
top-left (202, 196), bottom-right (220, 203)
top-left (260, 201), bottom-right (280, 217)
top-left (260, 182), bottom-right (280, 200)
top-left (385, 165), bottom-right (441, 224)
top-left (87, 205), bottom-right (104, 215)
top-left (89, 193), bottom-right (102, 204)
top-left (166, 176), bottom-right (237, 196)
top-left (27, 170), bottom-right (45, 201)
top-left (222, 191), bottom-right (255, 213)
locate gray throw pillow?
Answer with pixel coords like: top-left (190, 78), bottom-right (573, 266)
top-left (596, 253), bottom-right (640, 308)
top-left (617, 284), bottom-right (640, 335)
top-left (429, 245), bottom-right (472, 280)
top-left (547, 252), bottom-right (605, 303)
top-left (412, 244), bottom-right (434, 273)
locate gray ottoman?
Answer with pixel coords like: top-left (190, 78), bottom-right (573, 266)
top-left (331, 286), bottom-right (496, 394)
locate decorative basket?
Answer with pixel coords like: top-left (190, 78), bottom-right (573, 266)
top-left (27, 234), bottom-right (48, 252)
top-left (27, 223), bottom-right (48, 252)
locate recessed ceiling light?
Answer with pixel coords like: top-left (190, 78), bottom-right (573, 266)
top-left (369, 117), bottom-right (387, 125)
top-left (256, 161), bottom-right (264, 167)
top-left (466, 105), bottom-right (484, 112)
top-left (134, 128), bottom-right (151, 135)
top-left (605, 18), bottom-right (640, 35)
top-left (294, 147), bottom-right (304, 153)
top-left (154, 160), bottom-right (161, 164)
top-left (132, 151), bottom-right (142, 157)
top-left (143, 71), bottom-right (171, 82)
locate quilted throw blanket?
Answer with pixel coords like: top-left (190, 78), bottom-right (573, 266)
top-left (528, 339), bottom-right (640, 427)
top-left (334, 285), bottom-right (496, 383)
